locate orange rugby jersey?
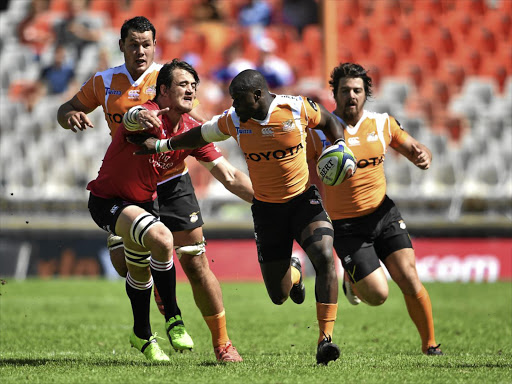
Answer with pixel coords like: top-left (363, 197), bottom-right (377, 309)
top-left (206, 95), bottom-right (322, 203)
top-left (77, 62), bottom-right (163, 136)
top-left (307, 110), bottom-right (408, 219)
top-left (76, 61), bottom-right (201, 182)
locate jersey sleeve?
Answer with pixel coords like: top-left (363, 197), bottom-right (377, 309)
top-left (201, 113), bottom-right (232, 142)
top-left (76, 74), bottom-right (101, 110)
top-left (389, 116), bottom-right (409, 148)
top-left (302, 96), bottom-right (322, 128)
top-left (190, 142), bottom-right (223, 163)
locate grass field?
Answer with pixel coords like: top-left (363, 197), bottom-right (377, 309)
top-left (1, 279), bottom-right (511, 384)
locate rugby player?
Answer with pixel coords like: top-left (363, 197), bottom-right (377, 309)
top-left (307, 62), bottom-right (442, 355)
top-left (57, 17), bottom-right (251, 359)
top-left (128, 69), bottom-right (351, 365)
top-left (87, 59), bottom-right (249, 361)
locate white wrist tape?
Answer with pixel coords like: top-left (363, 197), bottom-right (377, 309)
top-left (123, 106), bottom-right (147, 131)
top-left (155, 138), bottom-right (173, 153)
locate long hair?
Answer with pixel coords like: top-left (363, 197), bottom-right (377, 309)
top-left (329, 63), bottom-right (373, 100)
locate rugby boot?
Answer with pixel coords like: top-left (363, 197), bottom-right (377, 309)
top-left (129, 332), bottom-right (170, 362)
top-left (316, 334), bottom-right (340, 365)
top-left (289, 255), bottom-right (306, 304)
top-left (166, 315), bottom-right (194, 352)
top-left (214, 340), bottom-right (243, 362)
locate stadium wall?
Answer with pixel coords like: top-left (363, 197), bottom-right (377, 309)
top-left (0, 227), bottom-right (510, 282)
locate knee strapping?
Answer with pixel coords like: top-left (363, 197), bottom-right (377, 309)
top-left (175, 238), bottom-right (206, 259)
top-left (130, 212), bottom-right (159, 247)
top-left (301, 227), bottom-right (334, 250)
top-left (107, 234), bottom-right (123, 251)
top-left (124, 247), bottom-right (151, 268)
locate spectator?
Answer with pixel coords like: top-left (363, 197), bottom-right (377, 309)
top-left (238, 0), bottom-right (272, 27)
top-left (39, 44), bottom-right (76, 96)
top-left (256, 37), bottom-right (295, 89)
top-left (17, 0), bottom-right (54, 60)
top-left (52, 0), bottom-right (102, 61)
top-left (282, 0), bottom-right (318, 37)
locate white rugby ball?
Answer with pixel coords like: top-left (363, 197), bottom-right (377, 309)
top-left (316, 142), bottom-right (357, 186)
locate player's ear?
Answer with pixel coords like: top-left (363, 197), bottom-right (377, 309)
top-left (119, 39), bottom-right (124, 53)
top-left (254, 89), bottom-right (261, 101)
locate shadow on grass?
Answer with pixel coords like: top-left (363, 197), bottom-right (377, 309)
top-left (0, 358), bottom-right (170, 367)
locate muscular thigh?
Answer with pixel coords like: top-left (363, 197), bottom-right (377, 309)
top-left (332, 215), bottom-right (381, 283)
top-left (157, 174), bottom-right (204, 232)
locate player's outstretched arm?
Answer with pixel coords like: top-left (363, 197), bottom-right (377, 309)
top-left (208, 158), bottom-right (254, 203)
top-left (57, 95), bottom-right (95, 132)
top-left (316, 103), bottom-right (345, 144)
top-left (395, 136), bottom-right (432, 170)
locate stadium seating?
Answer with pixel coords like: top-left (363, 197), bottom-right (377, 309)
top-left (0, 0), bottom-right (510, 223)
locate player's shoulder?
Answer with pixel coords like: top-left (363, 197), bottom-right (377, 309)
top-left (182, 112), bottom-right (202, 129)
top-left (93, 63), bottom-right (129, 80)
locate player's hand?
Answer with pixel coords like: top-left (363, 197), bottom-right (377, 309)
top-left (411, 143), bottom-right (431, 170)
top-left (127, 135), bottom-right (159, 155)
top-left (136, 108), bottom-right (169, 129)
top-left (67, 112), bottom-right (94, 132)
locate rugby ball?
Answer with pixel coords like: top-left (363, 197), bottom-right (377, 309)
top-left (316, 142), bottom-right (357, 186)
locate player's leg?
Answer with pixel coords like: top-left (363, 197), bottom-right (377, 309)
top-left (88, 194), bottom-right (168, 361)
top-left (173, 227), bottom-right (241, 361)
top-left (382, 247), bottom-right (442, 355)
top-left (252, 197), bottom-right (295, 304)
top-left (293, 186), bottom-right (339, 365)
top-left (375, 196), bottom-right (442, 355)
top-left (107, 234), bottom-right (128, 277)
top-left (332, 209), bottom-right (389, 306)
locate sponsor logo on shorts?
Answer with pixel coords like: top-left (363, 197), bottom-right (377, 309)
top-left (128, 90), bottom-right (140, 100)
top-left (236, 128), bottom-right (252, 134)
top-left (399, 220), bottom-right (406, 229)
top-left (367, 132), bottom-right (378, 142)
top-left (110, 205), bottom-right (119, 214)
top-left (309, 199), bottom-right (320, 205)
top-left (190, 211), bottom-right (199, 223)
top-left (344, 255), bottom-right (352, 264)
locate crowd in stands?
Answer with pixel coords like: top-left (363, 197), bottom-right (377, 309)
top-left (0, 0), bottom-right (510, 222)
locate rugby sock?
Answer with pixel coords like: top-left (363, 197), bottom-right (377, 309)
top-left (316, 302), bottom-right (338, 344)
top-left (203, 310), bottom-right (229, 348)
top-left (150, 258), bottom-right (180, 321)
top-left (403, 285), bottom-right (437, 353)
top-left (291, 265), bottom-right (301, 285)
top-left (126, 272), bottom-right (153, 340)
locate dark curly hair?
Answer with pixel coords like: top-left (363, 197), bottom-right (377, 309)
top-left (120, 16), bottom-right (156, 41)
top-left (329, 63), bottom-right (373, 100)
top-left (156, 59), bottom-right (200, 98)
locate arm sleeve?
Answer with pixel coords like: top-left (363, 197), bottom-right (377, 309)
top-left (303, 96), bottom-right (323, 128)
top-left (389, 117), bottom-right (409, 149)
top-left (200, 114), bottom-right (231, 142)
top-left (76, 75), bottom-right (101, 110)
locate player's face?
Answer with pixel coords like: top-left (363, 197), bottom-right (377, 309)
top-left (166, 69), bottom-right (197, 113)
top-left (334, 77), bottom-right (366, 124)
top-left (120, 30), bottom-right (155, 80)
top-left (230, 90), bottom-right (260, 123)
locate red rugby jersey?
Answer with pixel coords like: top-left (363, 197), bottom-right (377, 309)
top-left (87, 100), bottom-right (221, 202)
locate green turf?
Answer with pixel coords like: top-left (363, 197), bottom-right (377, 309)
top-left (1, 279), bottom-right (511, 383)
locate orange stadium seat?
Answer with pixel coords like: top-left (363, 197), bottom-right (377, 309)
top-left (89, 0), bottom-right (119, 19)
top-left (452, 0), bottom-right (488, 17)
top-left (49, 0), bottom-right (69, 13)
top-left (127, 0), bottom-right (158, 20)
top-left (484, 10), bottom-right (512, 41)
